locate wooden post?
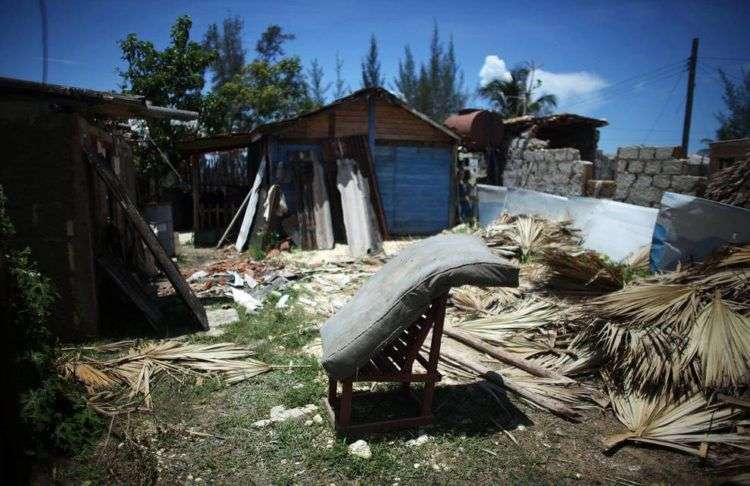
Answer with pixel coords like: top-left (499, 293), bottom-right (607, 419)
top-left (191, 155), bottom-right (200, 232)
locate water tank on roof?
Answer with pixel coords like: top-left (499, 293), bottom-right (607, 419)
top-left (444, 110), bottom-right (504, 148)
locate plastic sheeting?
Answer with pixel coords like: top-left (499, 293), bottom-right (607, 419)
top-left (650, 192), bottom-right (750, 271)
top-left (477, 185), bottom-right (658, 262)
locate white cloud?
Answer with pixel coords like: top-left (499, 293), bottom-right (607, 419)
top-left (478, 55), bottom-right (609, 113)
top-left (479, 55), bottom-right (512, 86)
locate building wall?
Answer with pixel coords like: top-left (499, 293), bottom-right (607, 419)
top-left (275, 98), bottom-right (455, 144)
top-left (503, 143), bottom-right (593, 197)
top-left (373, 144), bottom-right (453, 235)
top-left (613, 146), bottom-right (706, 207)
top-left (0, 100), bottom-right (99, 339)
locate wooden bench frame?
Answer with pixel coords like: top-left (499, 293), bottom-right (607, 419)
top-left (323, 293), bottom-right (448, 435)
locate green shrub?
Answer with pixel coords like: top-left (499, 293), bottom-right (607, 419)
top-left (0, 185), bottom-right (102, 458)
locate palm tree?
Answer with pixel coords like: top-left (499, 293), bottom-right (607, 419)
top-left (478, 66), bottom-right (557, 117)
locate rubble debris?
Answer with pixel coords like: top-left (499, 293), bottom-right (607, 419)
top-left (231, 288), bottom-right (262, 313)
top-left (187, 270), bottom-right (209, 283)
top-left (347, 439), bottom-right (372, 459)
top-left (252, 404), bottom-right (318, 428)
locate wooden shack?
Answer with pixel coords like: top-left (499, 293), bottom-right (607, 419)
top-left (0, 77), bottom-right (206, 340)
top-left (709, 138), bottom-right (750, 175)
top-left (179, 87), bottom-right (460, 239)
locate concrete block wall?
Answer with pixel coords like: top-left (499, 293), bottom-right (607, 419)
top-left (504, 145), bottom-right (593, 197)
top-left (613, 146), bottom-right (706, 207)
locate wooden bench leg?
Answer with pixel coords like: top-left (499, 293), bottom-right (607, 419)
top-left (328, 377), bottom-right (337, 404)
top-left (338, 380), bottom-right (353, 429)
top-left (421, 382), bottom-right (436, 416)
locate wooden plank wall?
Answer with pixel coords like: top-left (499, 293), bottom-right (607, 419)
top-left (275, 98), bottom-right (455, 144)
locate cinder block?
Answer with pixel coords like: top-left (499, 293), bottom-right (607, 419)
top-left (652, 174), bottom-right (672, 190)
top-left (627, 160), bottom-right (645, 173)
top-left (643, 161), bottom-right (661, 175)
top-left (661, 159), bottom-right (684, 175)
top-left (654, 146), bottom-right (680, 160)
top-left (639, 147), bottom-right (656, 160)
top-left (617, 146), bottom-right (640, 159)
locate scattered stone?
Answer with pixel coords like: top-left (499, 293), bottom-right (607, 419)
top-left (252, 404), bottom-right (318, 428)
top-left (312, 414), bottom-right (323, 424)
top-left (204, 308), bottom-right (240, 337)
top-left (276, 294), bottom-right (290, 309)
top-left (348, 440), bottom-right (372, 459)
top-left (405, 434), bottom-right (432, 447)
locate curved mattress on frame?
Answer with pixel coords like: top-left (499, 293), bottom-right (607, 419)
top-left (320, 234), bottom-right (519, 379)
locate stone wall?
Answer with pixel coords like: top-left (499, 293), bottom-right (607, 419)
top-left (504, 142), bottom-right (593, 197)
top-left (614, 146), bottom-right (706, 207)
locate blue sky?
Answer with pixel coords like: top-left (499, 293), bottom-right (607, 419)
top-left (1, 0), bottom-right (748, 154)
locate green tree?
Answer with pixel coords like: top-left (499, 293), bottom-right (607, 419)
top-left (202, 25), bottom-right (312, 134)
top-left (307, 58), bottom-right (331, 106)
top-left (393, 24), bottom-right (468, 120)
top-left (361, 34), bottom-right (384, 88)
top-left (333, 52), bottom-right (349, 99)
top-left (256, 25), bottom-right (295, 62)
top-left (395, 45), bottom-right (417, 103)
top-left (715, 69), bottom-right (750, 140)
top-left (203, 16), bottom-right (246, 89)
top-left (118, 15), bottom-right (213, 179)
top-left (478, 65), bottom-right (557, 117)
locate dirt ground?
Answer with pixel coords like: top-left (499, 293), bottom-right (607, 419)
top-left (52, 238), bottom-right (723, 485)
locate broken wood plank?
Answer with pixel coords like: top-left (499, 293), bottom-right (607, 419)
top-left (97, 256), bottom-right (163, 330)
top-left (336, 158), bottom-right (382, 258)
top-left (235, 157), bottom-right (268, 252)
top-left (215, 188), bottom-right (252, 249)
top-left (85, 148), bottom-right (208, 331)
top-left (444, 327), bottom-right (572, 382)
top-left (312, 152), bottom-right (335, 249)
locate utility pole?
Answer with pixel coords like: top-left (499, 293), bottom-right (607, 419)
top-left (681, 38), bottom-right (699, 156)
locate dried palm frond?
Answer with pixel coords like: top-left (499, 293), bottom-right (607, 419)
top-left (625, 245), bottom-right (651, 272)
top-left (590, 282), bottom-right (701, 331)
top-left (451, 286), bottom-right (496, 315)
top-left (500, 366), bottom-right (594, 409)
top-left (538, 249), bottom-right (624, 293)
top-left (452, 299), bottom-right (560, 341)
top-left (605, 386), bottom-right (748, 458)
top-left (716, 245), bottom-right (750, 268)
top-left (60, 341), bottom-right (273, 412)
top-left (511, 217), bottom-right (546, 260)
top-left (684, 293), bottom-right (750, 390)
top-left (60, 361), bottom-right (118, 389)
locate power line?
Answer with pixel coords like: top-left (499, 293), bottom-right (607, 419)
top-left (564, 68), bottom-right (685, 110)
top-left (562, 61), bottom-right (686, 107)
top-left (643, 71), bottom-right (685, 145)
top-left (702, 56), bottom-right (750, 63)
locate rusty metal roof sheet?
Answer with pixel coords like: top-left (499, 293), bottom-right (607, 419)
top-left (503, 113), bottom-right (608, 129)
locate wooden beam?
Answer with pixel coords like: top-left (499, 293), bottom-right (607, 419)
top-left (444, 327), bottom-right (572, 382)
top-left (191, 155), bottom-right (200, 232)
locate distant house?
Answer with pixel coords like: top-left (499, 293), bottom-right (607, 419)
top-left (178, 87), bottom-right (461, 240)
top-left (709, 138), bottom-right (750, 175)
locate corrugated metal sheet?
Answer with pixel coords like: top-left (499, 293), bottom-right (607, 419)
top-left (374, 145), bottom-right (452, 235)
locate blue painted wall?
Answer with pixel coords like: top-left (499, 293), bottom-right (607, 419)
top-left (373, 144), bottom-right (452, 235)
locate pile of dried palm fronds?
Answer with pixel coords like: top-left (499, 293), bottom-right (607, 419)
top-left (704, 158), bottom-right (750, 209)
top-left (576, 245), bottom-right (750, 461)
top-left (483, 214), bottom-right (581, 261)
top-left (60, 341), bottom-right (272, 414)
top-left (536, 248), bottom-right (626, 294)
top-left (584, 244), bottom-right (750, 397)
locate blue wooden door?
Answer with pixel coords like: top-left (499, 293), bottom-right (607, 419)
top-left (374, 145), bottom-right (452, 235)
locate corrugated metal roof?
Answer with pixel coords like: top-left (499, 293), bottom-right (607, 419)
top-left (503, 113), bottom-right (608, 128)
top-left (0, 76), bottom-right (198, 120)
